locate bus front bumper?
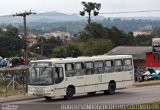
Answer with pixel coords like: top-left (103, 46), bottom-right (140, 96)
top-left (28, 87), bottom-right (54, 97)
top-left (28, 92), bottom-right (53, 97)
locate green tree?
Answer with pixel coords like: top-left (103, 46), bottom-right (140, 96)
top-left (52, 41), bottom-right (81, 58)
top-left (0, 25), bottom-right (24, 57)
top-left (79, 22), bottom-right (135, 46)
top-left (79, 39), bottom-right (114, 56)
top-left (52, 46), bottom-right (66, 58)
top-left (80, 1), bottom-right (101, 24)
top-left (134, 35), bottom-right (153, 46)
top-left (79, 22), bottom-right (106, 41)
top-left (52, 39), bottom-right (114, 57)
top-left (104, 26), bottom-right (135, 46)
top-left (30, 37), bottom-right (62, 57)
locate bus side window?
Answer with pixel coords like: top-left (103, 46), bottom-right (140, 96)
top-left (85, 62), bottom-right (94, 75)
top-left (95, 61), bottom-right (104, 74)
top-left (55, 67), bottom-right (64, 84)
top-left (114, 60), bottom-right (123, 72)
top-left (123, 59), bottom-right (133, 71)
top-left (74, 62), bottom-right (84, 76)
top-left (104, 60), bottom-right (114, 73)
top-left (65, 63), bottom-right (75, 77)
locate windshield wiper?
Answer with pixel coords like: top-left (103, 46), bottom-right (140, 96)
top-left (33, 66), bottom-right (37, 74)
top-left (41, 66), bottom-right (47, 74)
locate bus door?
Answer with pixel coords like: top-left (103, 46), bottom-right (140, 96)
top-left (65, 63), bottom-right (85, 94)
top-left (123, 59), bottom-right (134, 87)
top-left (53, 64), bottom-right (66, 96)
top-left (84, 62), bottom-right (96, 92)
top-left (95, 61), bottom-right (106, 91)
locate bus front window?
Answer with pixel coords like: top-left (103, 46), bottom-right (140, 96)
top-left (29, 66), bottom-right (53, 85)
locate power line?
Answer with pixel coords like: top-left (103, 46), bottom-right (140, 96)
top-left (100, 9), bottom-right (160, 15)
top-left (70, 9), bottom-right (160, 15)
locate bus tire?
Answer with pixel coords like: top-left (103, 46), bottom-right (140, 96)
top-left (44, 96), bottom-right (52, 100)
top-left (104, 82), bottom-right (116, 95)
top-left (64, 87), bottom-right (75, 100)
top-left (88, 92), bottom-right (96, 95)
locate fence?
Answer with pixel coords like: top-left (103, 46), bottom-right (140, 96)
top-left (0, 65), bottom-right (28, 97)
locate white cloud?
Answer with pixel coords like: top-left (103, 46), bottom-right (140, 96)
top-left (0, 0), bottom-right (160, 17)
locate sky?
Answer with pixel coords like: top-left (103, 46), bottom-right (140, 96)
top-left (0, 0), bottom-right (160, 17)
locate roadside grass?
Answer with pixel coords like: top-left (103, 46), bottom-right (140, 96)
top-left (0, 78), bottom-right (25, 97)
top-left (0, 86), bottom-right (25, 97)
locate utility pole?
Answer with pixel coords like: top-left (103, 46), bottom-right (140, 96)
top-left (40, 36), bottom-right (44, 56)
top-left (13, 10), bottom-right (36, 93)
top-left (13, 10), bottom-right (36, 65)
top-left (38, 35), bottom-right (44, 57)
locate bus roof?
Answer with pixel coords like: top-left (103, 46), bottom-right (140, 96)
top-left (30, 55), bottom-right (133, 64)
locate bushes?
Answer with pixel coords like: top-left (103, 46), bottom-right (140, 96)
top-left (51, 39), bottom-right (114, 58)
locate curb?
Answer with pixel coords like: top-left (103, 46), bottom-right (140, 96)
top-left (133, 80), bottom-right (160, 87)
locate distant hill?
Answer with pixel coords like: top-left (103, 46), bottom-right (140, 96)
top-left (116, 17), bottom-right (160, 21)
top-left (1, 11), bottom-right (160, 33)
top-left (0, 11), bottom-right (106, 24)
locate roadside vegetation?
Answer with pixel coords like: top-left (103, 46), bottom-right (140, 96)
top-left (0, 86), bottom-right (24, 97)
top-left (0, 25), bottom-right (24, 57)
top-left (0, 22), bottom-right (155, 58)
top-left (0, 77), bottom-right (25, 97)
top-left (50, 22), bottom-right (154, 58)
top-left (52, 39), bottom-right (113, 58)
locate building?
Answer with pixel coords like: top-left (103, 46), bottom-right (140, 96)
top-left (2, 28), bottom-right (7, 32)
top-left (41, 33), bottom-right (54, 40)
top-left (52, 31), bottom-right (71, 40)
top-left (133, 25), bottom-right (153, 37)
top-left (26, 34), bottom-right (38, 46)
top-left (146, 38), bottom-right (160, 69)
top-left (146, 52), bottom-right (160, 68)
top-left (106, 46), bottom-right (152, 67)
top-left (133, 31), bottom-right (152, 37)
top-left (41, 31), bottom-right (72, 41)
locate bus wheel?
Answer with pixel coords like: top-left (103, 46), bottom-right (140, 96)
top-left (88, 92), bottom-right (96, 95)
top-left (65, 87), bottom-right (74, 100)
top-left (104, 82), bottom-right (116, 95)
top-left (44, 96), bottom-right (52, 101)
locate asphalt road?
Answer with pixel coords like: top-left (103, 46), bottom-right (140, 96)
top-left (1, 85), bottom-right (160, 110)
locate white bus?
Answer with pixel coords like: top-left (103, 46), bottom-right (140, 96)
top-left (28, 55), bottom-right (134, 100)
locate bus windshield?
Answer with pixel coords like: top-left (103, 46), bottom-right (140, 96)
top-left (28, 62), bottom-right (53, 85)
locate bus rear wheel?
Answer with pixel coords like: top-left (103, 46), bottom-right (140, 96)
top-left (64, 87), bottom-right (75, 100)
top-left (104, 82), bottom-right (116, 95)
